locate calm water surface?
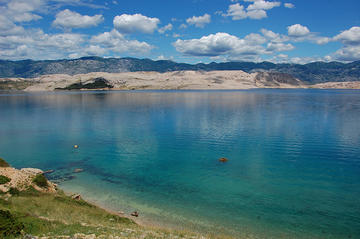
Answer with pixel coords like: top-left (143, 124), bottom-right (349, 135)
top-left (1, 90), bottom-right (360, 238)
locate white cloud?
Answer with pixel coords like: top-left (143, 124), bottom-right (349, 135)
top-left (331, 26), bottom-right (360, 61)
top-left (173, 32), bottom-right (280, 60)
top-left (1, 0), bottom-right (43, 23)
top-left (90, 29), bottom-right (153, 54)
top-left (246, 0), bottom-right (281, 11)
top-left (266, 42), bottom-right (294, 52)
top-left (333, 26), bottom-right (360, 45)
top-left (7, 0), bottom-right (43, 13)
top-left (53, 9), bottom-right (104, 29)
top-left (261, 28), bottom-right (288, 42)
top-left (113, 14), bottom-right (160, 34)
top-left (333, 45), bottom-right (360, 62)
top-left (186, 14), bottom-right (211, 28)
top-left (246, 9), bottom-right (267, 19)
top-left (158, 23), bottom-right (173, 34)
top-left (0, 28), bottom-right (85, 59)
top-left (223, 2), bottom-right (279, 20)
top-left (284, 3), bottom-right (295, 9)
top-left (223, 3), bottom-right (247, 20)
top-left (287, 24), bottom-right (310, 37)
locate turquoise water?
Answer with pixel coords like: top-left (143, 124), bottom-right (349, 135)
top-left (1, 90), bottom-right (360, 238)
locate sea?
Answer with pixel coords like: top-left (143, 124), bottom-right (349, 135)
top-left (1, 89), bottom-right (359, 238)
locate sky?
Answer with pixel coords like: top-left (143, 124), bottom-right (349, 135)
top-left (0, 0), bottom-right (360, 64)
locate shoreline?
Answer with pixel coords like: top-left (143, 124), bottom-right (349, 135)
top-left (1, 71), bottom-right (360, 91)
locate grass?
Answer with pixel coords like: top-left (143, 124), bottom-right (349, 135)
top-left (0, 175), bottom-right (11, 185)
top-left (0, 158), bottom-right (10, 167)
top-left (32, 174), bottom-right (48, 188)
top-left (0, 188), bottom-right (219, 239)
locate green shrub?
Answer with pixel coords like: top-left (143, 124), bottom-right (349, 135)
top-left (0, 158), bottom-right (10, 167)
top-left (0, 175), bottom-right (11, 185)
top-left (32, 174), bottom-right (48, 188)
top-left (0, 210), bottom-right (24, 237)
top-left (9, 187), bottom-right (20, 196)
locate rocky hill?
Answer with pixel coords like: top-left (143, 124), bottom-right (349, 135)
top-left (0, 57), bottom-right (360, 83)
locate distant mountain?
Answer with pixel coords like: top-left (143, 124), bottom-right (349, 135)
top-left (0, 57), bottom-right (359, 83)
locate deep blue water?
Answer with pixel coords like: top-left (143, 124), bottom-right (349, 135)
top-left (1, 89), bottom-right (360, 238)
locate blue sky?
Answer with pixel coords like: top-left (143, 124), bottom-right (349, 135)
top-left (0, 0), bottom-right (359, 63)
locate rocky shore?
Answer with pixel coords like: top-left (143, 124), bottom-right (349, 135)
top-left (0, 158), bottom-right (220, 239)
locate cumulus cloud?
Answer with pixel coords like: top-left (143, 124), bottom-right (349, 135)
top-left (287, 24), bottom-right (310, 37)
top-left (186, 14), bottom-right (211, 28)
top-left (246, 0), bottom-right (281, 11)
top-left (173, 31), bottom-right (292, 61)
top-left (331, 26), bottom-right (360, 61)
top-left (266, 42), bottom-right (294, 53)
top-left (53, 9), bottom-right (104, 29)
top-left (0, 27), bottom-right (85, 59)
top-left (90, 29), bottom-right (153, 54)
top-left (113, 14), bottom-right (160, 34)
top-left (1, 0), bottom-right (43, 23)
top-left (158, 23), bottom-right (173, 34)
top-left (333, 45), bottom-right (360, 62)
top-left (333, 26), bottom-right (360, 45)
top-left (223, 1), bottom-right (280, 20)
top-left (284, 3), bottom-right (295, 8)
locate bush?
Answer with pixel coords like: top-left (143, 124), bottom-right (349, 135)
top-left (0, 175), bottom-right (11, 185)
top-left (9, 187), bottom-right (20, 196)
top-left (0, 158), bottom-right (10, 167)
top-left (0, 210), bottom-right (24, 237)
top-left (32, 174), bottom-right (48, 188)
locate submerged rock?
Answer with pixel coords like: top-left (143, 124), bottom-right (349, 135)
top-left (73, 168), bottom-right (84, 173)
top-left (218, 157), bottom-right (228, 163)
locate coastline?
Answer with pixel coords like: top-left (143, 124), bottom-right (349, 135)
top-left (0, 162), bottom-right (229, 239)
top-left (1, 71), bottom-right (360, 91)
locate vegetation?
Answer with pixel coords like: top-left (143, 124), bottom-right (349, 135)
top-left (0, 175), bottom-right (11, 185)
top-left (32, 174), bottom-right (48, 188)
top-left (8, 188), bottom-right (19, 196)
top-left (0, 210), bottom-right (24, 238)
top-left (55, 77), bottom-right (113, 90)
top-left (0, 158), bottom-right (10, 167)
top-left (0, 188), bottom-right (215, 239)
top-left (0, 80), bottom-right (33, 90)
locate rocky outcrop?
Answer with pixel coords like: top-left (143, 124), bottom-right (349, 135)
top-left (0, 167), bottom-right (57, 193)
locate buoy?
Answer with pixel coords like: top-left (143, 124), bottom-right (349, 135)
top-left (74, 145), bottom-right (79, 149)
top-left (219, 157), bottom-right (228, 163)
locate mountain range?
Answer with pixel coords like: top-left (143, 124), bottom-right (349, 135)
top-left (1, 57), bottom-right (360, 83)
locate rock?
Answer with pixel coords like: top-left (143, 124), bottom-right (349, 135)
top-left (218, 157), bottom-right (228, 163)
top-left (73, 168), bottom-right (84, 173)
top-left (20, 168), bottom-right (44, 175)
top-left (131, 211), bottom-right (139, 217)
top-left (72, 194), bottom-right (81, 200)
top-left (84, 234), bottom-right (96, 239)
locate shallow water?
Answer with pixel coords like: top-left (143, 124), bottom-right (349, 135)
top-left (1, 89), bottom-right (360, 238)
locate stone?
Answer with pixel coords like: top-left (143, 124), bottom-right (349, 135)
top-left (73, 168), bottom-right (84, 173)
top-left (131, 211), bottom-right (139, 217)
top-left (72, 194), bottom-right (81, 200)
top-left (218, 157), bottom-right (228, 163)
